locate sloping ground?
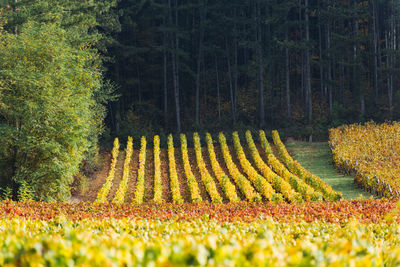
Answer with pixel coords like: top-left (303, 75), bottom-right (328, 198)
top-left (77, 135), bottom-right (367, 203)
top-left (144, 149), bottom-right (155, 203)
top-left (285, 141), bottom-right (373, 200)
top-left (125, 148), bottom-right (139, 204)
top-left (72, 153), bottom-right (111, 203)
top-left (106, 151), bottom-right (126, 203)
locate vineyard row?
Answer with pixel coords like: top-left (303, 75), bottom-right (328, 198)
top-left (94, 130), bottom-right (341, 204)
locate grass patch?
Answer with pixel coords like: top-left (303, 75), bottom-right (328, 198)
top-left (285, 141), bottom-right (373, 200)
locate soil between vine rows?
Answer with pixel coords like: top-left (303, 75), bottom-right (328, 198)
top-left (74, 140), bottom-right (362, 203)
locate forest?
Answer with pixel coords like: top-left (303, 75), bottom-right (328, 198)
top-left (3, 2), bottom-right (400, 265)
top-left (0, 0), bottom-right (399, 201)
top-left (107, 0), bottom-right (400, 139)
top-left (2, 1), bottom-right (399, 136)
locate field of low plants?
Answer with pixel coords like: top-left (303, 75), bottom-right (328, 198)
top-left (1, 199), bottom-right (400, 265)
top-left (2, 125), bottom-right (400, 266)
top-left (90, 130), bottom-right (341, 205)
top-left (330, 122), bottom-right (400, 197)
top-left (3, 1), bottom-right (400, 265)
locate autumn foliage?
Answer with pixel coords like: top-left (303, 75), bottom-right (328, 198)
top-left (330, 122), bottom-right (400, 197)
top-left (89, 130), bottom-right (345, 204)
top-left (0, 199), bottom-right (397, 223)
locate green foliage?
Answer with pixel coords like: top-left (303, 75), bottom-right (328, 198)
top-left (3, 0), bottom-right (120, 52)
top-left (73, 173), bottom-right (90, 196)
top-left (1, 187), bottom-right (12, 200)
top-left (0, 22), bottom-right (105, 201)
top-left (17, 180), bottom-right (34, 201)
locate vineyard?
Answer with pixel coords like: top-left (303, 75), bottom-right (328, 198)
top-left (88, 130), bottom-right (342, 204)
top-left (4, 1), bottom-right (400, 264)
top-left (1, 199), bottom-right (400, 265)
top-left (330, 122), bottom-right (400, 197)
top-left (4, 126), bottom-right (400, 265)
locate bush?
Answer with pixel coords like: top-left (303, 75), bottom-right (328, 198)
top-left (0, 22), bottom-right (106, 201)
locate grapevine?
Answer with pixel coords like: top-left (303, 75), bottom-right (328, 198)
top-left (193, 133), bottom-right (223, 203)
top-left (330, 122), bottom-right (400, 197)
top-left (133, 136), bottom-right (147, 204)
top-left (232, 132), bottom-right (282, 202)
top-left (153, 135), bottom-right (163, 203)
top-left (112, 136), bottom-right (133, 204)
top-left (205, 133), bottom-right (240, 202)
top-left (167, 134), bottom-right (184, 203)
top-left (218, 132), bottom-right (262, 202)
top-left (272, 130), bottom-right (342, 201)
top-left (259, 130), bottom-right (322, 201)
top-left (94, 138), bottom-right (120, 204)
top-left (245, 130), bottom-right (302, 203)
top-left (180, 134), bottom-right (202, 203)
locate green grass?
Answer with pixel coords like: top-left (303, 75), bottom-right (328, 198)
top-left (285, 141), bottom-right (373, 200)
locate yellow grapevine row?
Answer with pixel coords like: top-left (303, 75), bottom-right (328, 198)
top-left (245, 131), bottom-right (302, 204)
top-left (133, 136), bottom-right (147, 204)
top-left (205, 133), bottom-right (240, 202)
top-left (329, 122), bottom-right (400, 197)
top-left (180, 134), bottom-right (202, 203)
top-left (4, 218), bottom-right (400, 266)
top-left (193, 133), bottom-right (223, 203)
top-left (272, 130), bottom-right (342, 201)
top-left (153, 135), bottom-right (163, 203)
top-left (259, 130), bottom-right (322, 201)
top-left (167, 135), bottom-right (184, 203)
top-left (112, 137), bottom-right (133, 204)
top-left (218, 132), bottom-right (262, 202)
top-left (232, 132), bottom-right (282, 202)
top-left (94, 138), bottom-right (120, 204)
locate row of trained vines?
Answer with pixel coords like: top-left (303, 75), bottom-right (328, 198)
top-left (3, 214), bottom-right (400, 266)
top-left (94, 130), bottom-right (342, 204)
top-left (330, 122), bottom-right (400, 197)
top-left (2, 198), bottom-right (400, 265)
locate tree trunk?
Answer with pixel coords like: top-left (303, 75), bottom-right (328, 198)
top-left (169, 0), bottom-right (181, 133)
top-left (195, 1), bottom-right (205, 125)
top-left (137, 65), bottom-right (142, 102)
top-left (318, 14), bottom-right (324, 98)
top-left (226, 38), bottom-right (236, 125)
top-left (256, 4), bottom-right (265, 128)
top-left (376, 0), bottom-right (383, 96)
top-left (353, 0), bottom-right (365, 119)
top-left (391, 0), bottom-right (396, 120)
top-left (372, 0), bottom-right (379, 98)
top-left (285, 29), bottom-right (291, 120)
top-left (163, 25), bottom-right (168, 129)
top-left (174, 1), bottom-right (181, 133)
top-left (385, 33), bottom-right (392, 120)
top-left (326, 24), bottom-right (333, 116)
top-left (299, 0), bottom-right (304, 106)
top-left (339, 17), bottom-right (345, 105)
top-left (340, 64), bottom-right (345, 104)
top-left (387, 1), bottom-right (395, 121)
top-left (215, 55), bottom-right (221, 123)
top-left (233, 20), bottom-right (238, 126)
top-left (305, 0), bottom-right (312, 124)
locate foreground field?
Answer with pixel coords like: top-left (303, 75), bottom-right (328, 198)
top-left (3, 218), bottom-right (400, 266)
top-left (3, 127), bottom-right (399, 266)
top-left (1, 199), bottom-right (395, 222)
top-left (1, 200), bottom-right (400, 266)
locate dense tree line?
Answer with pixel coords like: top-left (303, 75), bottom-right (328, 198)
top-left (1, 0), bottom-right (400, 201)
top-left (107, 0), bottom-right (400, 139)
top-left (0, 1), bottom-right (119, 200)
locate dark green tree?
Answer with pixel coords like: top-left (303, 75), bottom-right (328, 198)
top-left (0, 22), bottom-right (107, 201)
